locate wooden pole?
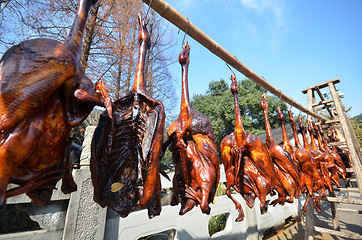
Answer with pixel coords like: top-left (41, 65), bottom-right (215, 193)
top-left (142, 0), bottom-right (327, 122)
top-left (329, 82), bottom-right (362, 197)
top-left (328, 191), bottom-right (340, 231)
top-left (307, 89), bottom-right (315, 121)
top-left (305, 198), bottom-right (315, 240)
top-left (305, 89), bottom-right (315, 240)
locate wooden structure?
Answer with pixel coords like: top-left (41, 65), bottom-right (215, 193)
top-left (302, 78), bottom-right (362, 240)
top-left (140, 1), bottom-right (362, 238)
top-left (141, 0), bottom-right (327, 122)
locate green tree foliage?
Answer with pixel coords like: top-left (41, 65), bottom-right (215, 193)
top-left (351, 117), bottom-right (362, 148)
top-left (353, 113), bottom-right (362, 122)
top-left (191, 78), bottom-right (288, 148)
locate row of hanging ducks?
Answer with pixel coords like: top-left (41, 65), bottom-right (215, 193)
top-left (89, 12), bottom-right (353, 220)
top-left (0, 0), bottom-right (352, 222)
top-left (222, 85), bottom-right (352, 221)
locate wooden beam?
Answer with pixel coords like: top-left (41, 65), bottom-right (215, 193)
top-left (329, 82), bottom-right (362, 197)
top-left (326, 197), bottom-right (362, 205)
top-left (142, 0), bottom-right (327, 122)
top-left (302, 78), bottom-right (340, 93)
top-left (328, 142), bottom-right (346, 146)
top-left (336, 208), bottom-right (362, 214)
top-left (325, 119), bottom-right (340, 124)
top-left (315, 105), bottom-right (335, 112)
top-left (328, 124), bottom-right (341, 128)
top-left (315, 87), bottom-right (325, 101)
top-left (314, 226), bottom-right (362, 239)
top-left (332, 187), bottom-right (359, 192)
top-left (312, 99), bottom-right (334, 107)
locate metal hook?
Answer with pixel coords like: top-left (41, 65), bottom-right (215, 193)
top-left (226, 62), bottom-right (236, 77)
top-left (182, 19), bottom-right (190, 47)
top-left (145, 0), bottom-right (153, 23)
top-left (277, 90), bottom-right (283, 106)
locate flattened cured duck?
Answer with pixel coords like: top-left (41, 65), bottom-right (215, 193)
top-left (91, 14), bottom-right (165, 219)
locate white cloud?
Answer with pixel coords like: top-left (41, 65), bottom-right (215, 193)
top-left (240, 0), bottom-right (286, 28)
top-left (238, 0), bottom-right (288, 50)
top-left (240, 0), bottom-right (259, 9)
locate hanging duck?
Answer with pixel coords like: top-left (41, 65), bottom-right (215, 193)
top-left (220, 74), bottom-right (275, 221)
top-left (91, 13), bottom-right (165, 219)
top-left (0, 0), bottom-right (111, 207)
top-left (260, 93), bottom-right (300, 206)
top-left (166, 42), bottom-right (220, 215)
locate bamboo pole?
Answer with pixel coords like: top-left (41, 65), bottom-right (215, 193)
top-left (142, 0), bottom-right (327, 121)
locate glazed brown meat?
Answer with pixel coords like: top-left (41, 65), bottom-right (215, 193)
top-left (317, 124), bottom-right (346, 179)
top-left (309, 121), bottom-right (340, 187)
top-left (300, 118), bottom-right (333, 192)
top-left (260, 94), bottom-right (300, 206)
top-left (220, 74), bottom-right (275, 221)
top-left (0, 0), bottom-right (111, 207)
top-left (328, 128), bottom-right (353, 176)
top-left (277, 107), bottom-right (300, 170)
top-left (166, 42), bottom-right (220, 215)
top-left (90, 14), bottom-right (165, 219)
top-left (288, 113), bottom-right (325, 213)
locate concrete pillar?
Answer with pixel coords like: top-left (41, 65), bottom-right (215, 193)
top-left (62, 126), bottom-right (107, 240)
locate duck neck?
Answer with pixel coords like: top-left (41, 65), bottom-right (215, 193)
top-left (309, 130), bottom-right (318, 151)
top-left (316, 131), bottom-right (326, 151)
top-left (234, 93), bottom-right (245, 144)
top-left (321, 132), bottom-right (330, 150)
top-left (65, 0), bottom-right (93, 61)
top-left (300, 127), bottom-right (311, 151)
top-left (280, 118), bottom-right (291, 146)
top-left (131, 40), bottom-right (148, 95)
top-left (263, 107), bottom-right (274, 144)
top-left (180, 62), bottom-right (191, 122)
top-left (291, 123), bottom-right (301, 147)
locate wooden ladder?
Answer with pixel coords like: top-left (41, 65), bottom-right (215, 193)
top-left (301, 78), bottom-right (362, 240)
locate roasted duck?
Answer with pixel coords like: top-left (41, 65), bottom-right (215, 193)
top-left (166, 42), bottom-right (220, 215)
top-left (299, 118), bottom-right (333, 192)
top-left (308, 121), bottom-right (340, 187)
top-left (277, 107), bottom-right (299, 170)
top-left (316, 124), bottom-right (346, 179)
top-left (260, 94), bottom-right (300, 206)
top-left (220, 74), bottom-right (275, 221)
top-left (0, 0), bottom-right (111, 207)
top-left (328, 127), bottom-right (353, 175)
top-left (277, 109), bottom-right (324, 213)
top-left (90, 14), bottom-right (165, 219)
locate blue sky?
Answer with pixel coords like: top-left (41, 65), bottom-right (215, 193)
top-left (161, 0), bottom-right (362, 118)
